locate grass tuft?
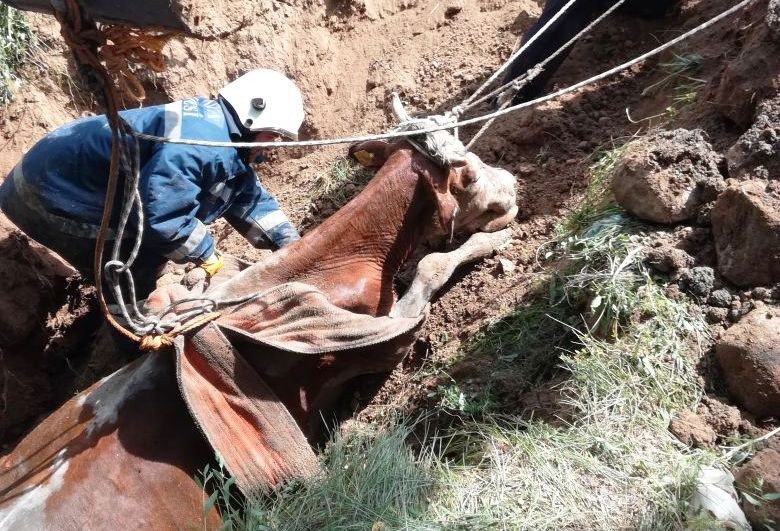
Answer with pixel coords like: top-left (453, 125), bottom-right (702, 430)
top-left (218, 420), bottom-right (436, 531)
top-left (555, 145), bottom-right (628, 238)
top-left (642, 53), bottom-right (705, 98)
top-left (310, 156), bottom-right (375, 210)
top-left (0, 5), bottom-right (34, 104)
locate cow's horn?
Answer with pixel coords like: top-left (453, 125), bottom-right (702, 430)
top-left (391, 92), bottom-right (411, 122)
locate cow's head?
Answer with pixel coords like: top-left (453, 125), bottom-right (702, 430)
top-left (349, 137), bottom-right (518, 237)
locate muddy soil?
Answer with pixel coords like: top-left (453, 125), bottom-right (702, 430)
top-left (0, 0), bottom-right (777, 445)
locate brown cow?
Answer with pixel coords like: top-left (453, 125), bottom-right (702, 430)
top-left (0, 133), bottom-right (517, 529)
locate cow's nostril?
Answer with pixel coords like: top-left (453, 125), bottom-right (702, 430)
top-left (488, 201), bottom-right (509, 214)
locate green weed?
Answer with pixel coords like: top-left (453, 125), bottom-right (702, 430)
top-left (438, 382), bottom-right (495, 416)
top-left (554, 144), bottom-right (628, 238)
top-left (642, 53), bottom-right (704, 97)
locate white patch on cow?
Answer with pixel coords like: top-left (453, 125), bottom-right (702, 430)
top-left (0, 449), bottom-right (69, 530)
top-left (331, 277), bottom-right (369, 305)
top-left (83, 354), bottom-right (161, 437)
top-left (75, 392), bottom-right (88, 408)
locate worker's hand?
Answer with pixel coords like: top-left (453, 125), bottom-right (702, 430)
top-left (200, 250), bottom-right (224, 276)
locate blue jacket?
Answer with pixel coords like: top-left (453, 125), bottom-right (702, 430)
top-left (5, 97), bottom-right (299, 262)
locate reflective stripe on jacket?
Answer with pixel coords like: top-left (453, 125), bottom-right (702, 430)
top-left (4, 97), bottom-right (299, 262)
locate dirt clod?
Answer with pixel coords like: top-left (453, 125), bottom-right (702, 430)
top-left (612, 129), bottom-right (723, 224)
top-left (669, 409), bottom-right (716, 447)
top-left (645, 245), bottom-right (694, 275)
top-left (715, 306), bottom-right (780, 419)
top-left (698, 396), bottom-right (742, 436)
top-left (711, 180), bottom-right (780, 287)
top-left (734, 448), bottom-right (780, 529)
top-left (680, 266), bottom-right (716, 299)
top-left (706, 306), bottom-right (729, 324)
top-left (709, 288), bottom-right (734, 308)
top-left (726, 96), bottom-right (780, 181)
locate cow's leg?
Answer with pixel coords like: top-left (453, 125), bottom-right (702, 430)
top-left (390, 229), bottom-right (512, 318)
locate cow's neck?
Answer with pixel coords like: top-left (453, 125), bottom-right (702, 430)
top-left (208, 149), bottom-right (435, 315)
top-left (300, 150), bottom-right (431, 282)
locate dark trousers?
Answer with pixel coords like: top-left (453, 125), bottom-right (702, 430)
top-left (503, 0), bottom-right (681, 104)
top-left (0, 176), bottom-right (164, 299)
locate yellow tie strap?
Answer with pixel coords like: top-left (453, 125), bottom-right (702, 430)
top-left (139, 311), bottom-right (222, 350)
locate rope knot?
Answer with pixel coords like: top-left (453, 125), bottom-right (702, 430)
top-left (139, 333), bottom-right (175, 351)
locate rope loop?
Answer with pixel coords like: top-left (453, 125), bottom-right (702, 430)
top-left (103, 259), bottom-right (128, 277)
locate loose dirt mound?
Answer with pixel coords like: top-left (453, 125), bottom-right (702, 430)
top-left (0, 215), bottom-right (75, 445)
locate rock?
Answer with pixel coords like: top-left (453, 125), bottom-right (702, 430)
top-left (716, 9), bottom-right (780, 127)
top-left (715, 306), bottom-right (780, 419)
top-left (679, 267), bottom-right (715, 299)
top-left (734, 448), bottom-right (780, 529)
top-left (444, 1), bottom-right (463, 18)
top-left (752, 287), bottom-right (771, 301)
top-left (612, 129), bottom-right (724, 224)
top-left (645, 245), bottom-right (694, 274)
top-left (689, 466), bottom-right (751, 531)
top-left (726, 96), bottom-right (780, 181)
top-left (709, 288), bottom-right (734, 308)
top-left (706, 306), bottom-right (729, 324)
top-left (498, 258), bottom-right (516, 275)
top-left (711, 180), bottom-right (780, 287)
top-left (669, 410), bottom-right (716, 447)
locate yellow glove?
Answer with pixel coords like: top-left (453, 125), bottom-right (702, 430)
top-left (200, 251), bottom-right (224, 276)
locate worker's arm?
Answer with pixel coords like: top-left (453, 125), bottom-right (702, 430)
top-left (224, 170), bottom-right (300, 250)
top-left (138, 148), bottom-right (216, 263)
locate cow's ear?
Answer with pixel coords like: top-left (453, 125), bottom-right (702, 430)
top-left (348, 140), bottom-right (392, 168)
top-left (420, 165), bottom-right (459, 235)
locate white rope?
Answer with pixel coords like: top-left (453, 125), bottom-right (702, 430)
top-left (466, 97), bottom-right (512, 151)
top-left (130, 0), bottom-right (755, 151)
top-left (103, 120), bottom-right (158, 334)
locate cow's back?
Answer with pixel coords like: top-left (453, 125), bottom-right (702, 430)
top-left (0, 353), bottom-right (220, 530)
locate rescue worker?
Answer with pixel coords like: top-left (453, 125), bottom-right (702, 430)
top-left (0, 68), bottom-right (303, 295)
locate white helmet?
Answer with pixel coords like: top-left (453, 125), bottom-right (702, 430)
top-left (218, 68), bottom-right (305, 140)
